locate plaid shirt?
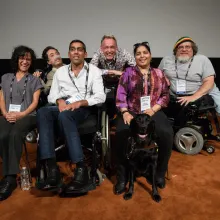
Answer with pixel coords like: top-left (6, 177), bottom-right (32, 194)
top-left (116, 66), bottom-right (169, 114)
top-left (90, 48), bottom-right (135, 74)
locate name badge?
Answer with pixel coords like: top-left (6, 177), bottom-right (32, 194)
top-left (66, 93), bottom-right (83, 104)
top-left (9, 104), bottom-right (21, 112)
top-left (176, 79), bottom-right (186, 94)
top-left (140, 96), bottom-right (151, 112)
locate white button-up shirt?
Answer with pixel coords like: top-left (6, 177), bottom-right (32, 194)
top-left (48, 62), bottom-right (106, 106)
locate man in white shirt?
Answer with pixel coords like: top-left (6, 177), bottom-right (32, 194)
top-left (36, 40), bottom-right (106, 194)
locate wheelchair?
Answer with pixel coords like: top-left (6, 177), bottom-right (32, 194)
top-left (165, 95), bottom-right (220, 155)
top-left (25, 103), bottom-right (112, 188)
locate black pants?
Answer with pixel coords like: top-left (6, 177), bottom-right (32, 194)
top-left (115, 111), bottom-right (173, 179)
top-left (0, 115), bottom-right (36, 176)
top-left (163, 94), bottom-right (215, 127)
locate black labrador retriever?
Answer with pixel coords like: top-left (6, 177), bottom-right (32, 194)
top-left (124, 114), bottom-right (161, 202)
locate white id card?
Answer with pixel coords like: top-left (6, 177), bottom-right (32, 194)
top-left (65, 93), bottom-right (83, 104)
top-left (176, 79), bottom-right (186, 94)
top-left (9, 104), bottom-right (21, 112)
top-left (140, 96), bottom-right (151, 112)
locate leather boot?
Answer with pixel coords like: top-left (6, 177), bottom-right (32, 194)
top-left (63, 166), bottom-right (95, 195)
top-left (113, 165), bottom-right (128, 195)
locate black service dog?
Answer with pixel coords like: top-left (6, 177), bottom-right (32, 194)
top-left (124, 114), bottom-right (161, 202)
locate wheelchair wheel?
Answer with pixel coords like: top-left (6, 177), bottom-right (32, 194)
top-left (216, 134), bottom-right (220, 142)
top-left (101, 111), bottom-right (111, 170)
top-left (26, 130), bottom-right (37, 143)
top-left (204, 145), bottom-right (215, 154)
top-left (174, 127), bottom-right (204, 155)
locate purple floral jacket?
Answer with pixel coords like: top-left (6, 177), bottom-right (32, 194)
top-left (116, 66), bottom-right (169, 114)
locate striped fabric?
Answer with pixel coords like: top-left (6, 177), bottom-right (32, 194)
top-left (173, 36), bottom-right (194, 50)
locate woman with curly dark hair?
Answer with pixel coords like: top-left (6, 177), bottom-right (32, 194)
top-left (0, 45), bottom-right (43, 201)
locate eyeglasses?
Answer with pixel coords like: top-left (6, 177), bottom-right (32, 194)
top-left (177, 45), bottom-right (192, 50)
top-left (133, 42), bottom-right (150, 48)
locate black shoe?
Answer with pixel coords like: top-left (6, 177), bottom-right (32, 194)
top-left (0, 180), bottom-right (17, 201)
top-left (36, 165), bottom-right (62, 191)
top-left (63, 167), bottom-right (95, 195)
top-left (0, 178), bottom-right (7, 189)
top-left (113, 181), bottom-right (127, 195)
top-left (113, 165), bottom-right (128, 195)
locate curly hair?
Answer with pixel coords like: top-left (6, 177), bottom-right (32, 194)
top-left (11, 45), bottom-right (36, 73)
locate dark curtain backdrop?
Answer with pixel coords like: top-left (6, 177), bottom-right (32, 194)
top-left (0, 58), bottom-right (219, 89)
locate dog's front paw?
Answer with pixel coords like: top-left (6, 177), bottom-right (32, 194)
top-left (152, 193), bottom-right (161, 203)
top-left (123, 192), bottom-right (133, 200)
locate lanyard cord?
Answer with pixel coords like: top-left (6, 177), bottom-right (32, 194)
top-left (10, 74), bottom-right (29, 104)
top-left (142, 68), bottom-right (151, 96)
top-left (68, 64), bottom-right (89, 99)
top-left (175, 57), bottom-right (194, 80)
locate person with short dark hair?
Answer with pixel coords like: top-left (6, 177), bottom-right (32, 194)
top-left (90, 35), bottom-right (135, 76)
top-left (0, 45), bottom-right (43, 201)
top-left (114, 42), bottom-right (173, 195)
top-left (36, 40), bottom-right (106, 195)
top-left (34, 46), bottom-right (63, 95)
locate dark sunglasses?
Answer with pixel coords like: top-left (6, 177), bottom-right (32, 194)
top-left (133, 41), bottom-right (150, 48)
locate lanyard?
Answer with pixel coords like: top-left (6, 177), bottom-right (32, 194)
top-left (142, 68), bottom-right (151, 96)
top-left (68, 64), bottom-right (89, 99)
top-left (175, 57), bottom-right (194, 80)
top-left (10, 74), bottom-right (29, 104)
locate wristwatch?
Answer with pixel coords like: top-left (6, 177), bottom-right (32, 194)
top-left (121, 110), bottom-right (129, 115)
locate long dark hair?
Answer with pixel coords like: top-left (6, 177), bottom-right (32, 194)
top-left (11, 45), bottom-right (36, 73)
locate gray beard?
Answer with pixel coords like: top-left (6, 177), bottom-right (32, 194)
top-left (177, 56), bottom-right (191, 63)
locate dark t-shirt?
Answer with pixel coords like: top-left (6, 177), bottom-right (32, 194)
top-left (1, 73), bottom-right (43, 115)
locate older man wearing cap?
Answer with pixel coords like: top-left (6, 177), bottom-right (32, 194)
top-left (159, 36), bottom-right (220, 116)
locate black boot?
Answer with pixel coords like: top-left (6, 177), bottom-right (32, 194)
top-left (0, 176), bottom-right (17, 201)
top-left (113, 165), bottom-right (128, 195)
top-left (63, 166), bottom-right (95, 195)
top-left (36, 159), bottom-right (62, 190)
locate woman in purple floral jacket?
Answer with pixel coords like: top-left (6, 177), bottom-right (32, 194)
top-left (113, 42), bottom-right (173, 195)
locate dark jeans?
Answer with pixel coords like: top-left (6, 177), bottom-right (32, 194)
top-left (115, 110), bottom-right (173, 179)
top-left (0, 115), bottom-right (36, 176)
top-left (37, 106), bottom-right (91, 163)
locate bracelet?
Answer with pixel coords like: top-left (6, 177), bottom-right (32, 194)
top-left (121, 110), bottom-right (129, 115)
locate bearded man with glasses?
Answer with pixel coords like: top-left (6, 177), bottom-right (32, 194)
top-left (159, 36), bottom-right (220, 119)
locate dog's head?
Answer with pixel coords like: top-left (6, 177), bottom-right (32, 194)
top-left (130, 114), bottom-right (155, 146)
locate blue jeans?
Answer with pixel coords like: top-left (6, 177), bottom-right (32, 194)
top-left (37, 106), bottom-right (91, 163)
